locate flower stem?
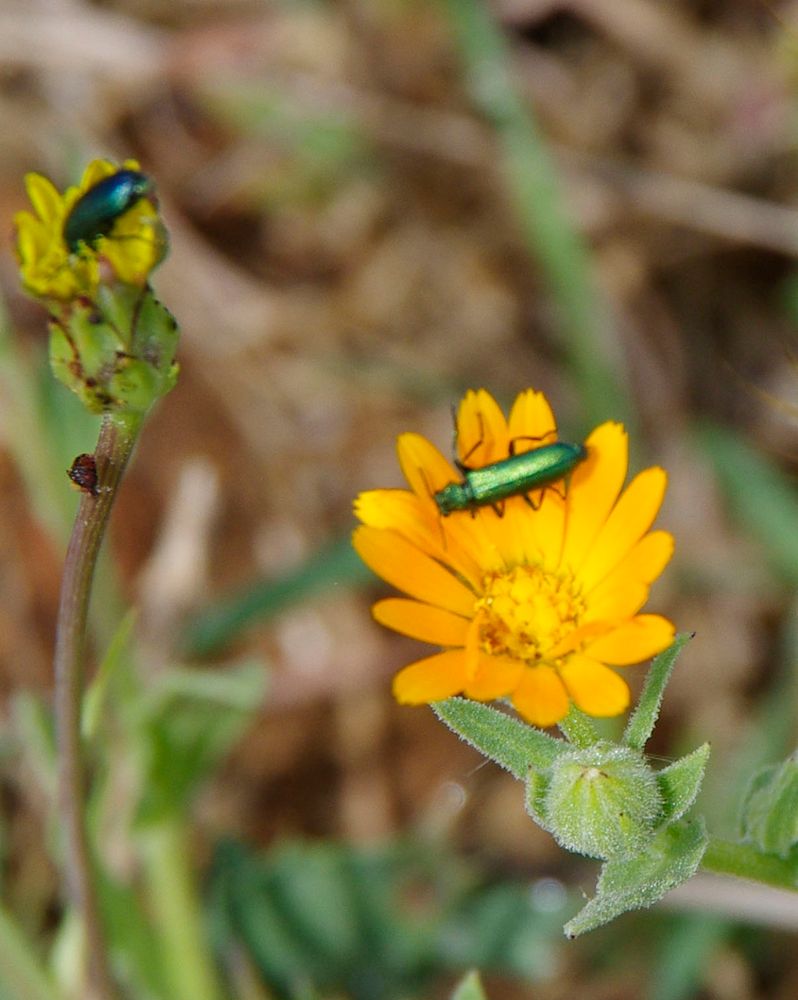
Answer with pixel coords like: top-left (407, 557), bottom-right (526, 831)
top-left (702, 837), bottom-right (798, 891)
top-left (54, 411), bottom-right (141, 1000)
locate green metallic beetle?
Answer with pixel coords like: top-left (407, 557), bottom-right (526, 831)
top-left (63, 169), bottom-right (155, 253)
top-left (434, 440), bottom-right (588, 516)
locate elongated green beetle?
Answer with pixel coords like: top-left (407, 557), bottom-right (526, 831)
top-left (434, 440), bottom-right (588, 516)
top-left (63, 169), bottom-right (154, 252)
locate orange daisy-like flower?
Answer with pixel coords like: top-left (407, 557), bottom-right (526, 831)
top-left (353, 389), bottom-right (675, 728)
top-left (14, 158), bottom-right (165, 302)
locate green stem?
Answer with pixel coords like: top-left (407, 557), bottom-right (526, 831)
top-left (701, 837), bottom-right (798, 891)
top-left (54, 411), bottom-right (140, 1000)
top-left (142, 819), bottom-right (223, 1000)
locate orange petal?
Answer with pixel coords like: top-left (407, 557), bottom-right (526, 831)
top-left (585, 577), bottom-right (650, 622)
top-left (464, 652), bottom-right (524, 700)
top-left (583, 530), bottom-right (674, 595)
top-left (519, 488), bottom-right (567, 569)
top-left (373, 598), bottom-right (470, 646)
top-left (457, 389), bottom-right (509, 466)
top-left (559, 655), bottom-right (630, 717)
top-left (507, 389), bottom-right (557, 450)
top-left (510, 666), bottom-right (570, 727)
top-left (584, 614), bottom-right (675, 665)
top-left (352, 526), bottom-right (476, 616)
top-left (397, 433), bottom-right (457, 505)
top-left (577, 467), bottom-right (668, 587)
top-left (354, 488), bottom-right (422, 530)
top-left (560, 422), bottom-right (628, 573)
top-left (393, 649), bottom-right (469, 703)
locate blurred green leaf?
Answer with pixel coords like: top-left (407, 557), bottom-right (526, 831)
top-left (450, 970), bottom-right (487, 1000)
top-left (648, 914), bottom-right (729, 1000)
top-left (183, 535), bottom-right (374, 657)
top-left (695, 422), bottom-right (798, 587)
top-left (135, 661), bottom-right (266, 825)
top-left (0, 904), bottom-right (62, 1000)
top-left (210, 838), bottom-right (566, 999)
top-left (442, 0), bottom-right (633, 431)
top-left (739, 753), bottom-right (798, 858)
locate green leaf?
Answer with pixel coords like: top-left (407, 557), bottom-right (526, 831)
top-left (450, 971), bottom-right (487, 1000)
top-left (623, 634), bottom-right (693, 750)
top-left (183, 536), bottom-right (373, 657)
top-left (82, 609), bottom-right (137, 740)
top-left (0, 903), bottom-right (62, 1000)
top-left (210, 838), bottom-right (566, 998)
top-left (657, 743), bottom-right (711, 823)
top-left (739, 752), bottom-right (798, 858)
top-left (695, 422), bottom-right (798, 587)
top-left (135, 661), bottom-right (266, 825)
top-left (650, 914), bottom-right (729, 1000)
top-left (563, 818), bottom-right (708, 938)
top-left (433, 699), bottom-right (565, 778)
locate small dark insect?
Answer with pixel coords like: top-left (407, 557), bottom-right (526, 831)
top-left (63, 169), bottom-right (155, 253)
top-left (67, 453), bottom-right (99, 496)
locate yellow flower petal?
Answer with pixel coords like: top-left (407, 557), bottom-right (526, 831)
top-left (507, 388), bottom-right (557, 449)
top-left (561, 422), bottom-right (628, 573)
top-left (584, 615), bottom-right (675, 665)
top-left (518, 488), bottom-right (567, 569)
top-left (397, 433), bottom-right (456, 504)
top-left (583, 530), bottom-right (674, 595)
top-left (464, 653), bottom-right (524, 700)
top-left (511, 666), bottom-right (570, 727)
top-left (585, 576), bottom-right (650, 622)
top-left (393, 649), bottom-right (469, 703)
top-left (559, 655), bottom-right (630, 716)
top-left (372, 598), bottom-right (469, 646)
top-left (457, 388), bottom-right (508, 466)
top-left (25, 173), bottom-right (62, 224)
top-left (577, 467), bottom-right (668, 588)
top-left (352, 526), bottom-right (475, 616)
top-left (81, 159), bottom-right (116, 187)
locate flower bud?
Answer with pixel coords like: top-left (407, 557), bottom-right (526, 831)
top-left (528, 743), bottom-right (663, 860)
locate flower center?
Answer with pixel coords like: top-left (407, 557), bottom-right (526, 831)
top-left (476, 564), bottom-right (586, 664)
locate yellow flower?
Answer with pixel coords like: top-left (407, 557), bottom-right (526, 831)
top-left (14, 158), bottom-right (164, 302)
top-left (353, 389), bottom-right (675, 728)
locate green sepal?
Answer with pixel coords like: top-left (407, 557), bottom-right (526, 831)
top-left (49, 285), bottom-right (179, 416)
top-left (525, 768), bottom-right (549, 828)
top-left (739, 752), bottom-right (798, 858)
top-left (563, 817), bottom-right (708, 938)
top-left (623, 633), bottom-right (693, 750)
top-left (432, 698), bottom-right (565, 778)
top-left (657, 742), bottom-right (710, 824)
top-left (49, 305), bottom-right (124, 412)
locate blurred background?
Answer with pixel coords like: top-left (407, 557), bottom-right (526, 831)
top-left (2, 0), bottom-right (798, 998)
